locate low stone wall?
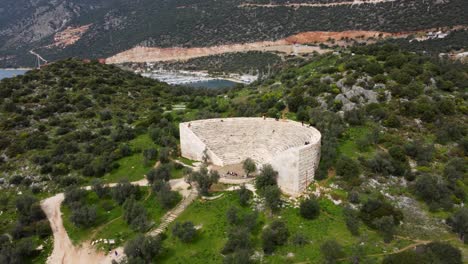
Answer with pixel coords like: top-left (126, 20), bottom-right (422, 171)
top-left (179, 117), bottom-right (321, 196)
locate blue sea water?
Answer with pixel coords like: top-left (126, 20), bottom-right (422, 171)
top-left (183, 79), bottom-right (239, 89)
top-left (0, 69), bottom-right (28, 80)
top-left (1, 69), bottom-right (238, 89)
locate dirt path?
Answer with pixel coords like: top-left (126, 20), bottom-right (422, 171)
top-left (41, 194), bottom-right (108, 264)
top-left (40, 178), bottom-right (189, 264)
top-left (41, 179), bottom-right (150, 264)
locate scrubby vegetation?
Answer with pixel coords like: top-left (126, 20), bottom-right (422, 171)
top-left (0, 42), bottom-right (467, 263)
top-left (61, 183), bottom-right (180, 246)
top-left (0, 59), bottom-right (223, 187)
top-left (0, 193), bottom-right (51, 263)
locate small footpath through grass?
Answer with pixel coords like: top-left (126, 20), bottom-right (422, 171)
top-left (62, 186), bottom-right (179, 249)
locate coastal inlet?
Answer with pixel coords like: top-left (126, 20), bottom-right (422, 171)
top-left (140, 69), bottom-right (257, 88)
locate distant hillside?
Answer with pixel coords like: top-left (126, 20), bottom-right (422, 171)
top-left (0, 0), bottom-right (467, 66)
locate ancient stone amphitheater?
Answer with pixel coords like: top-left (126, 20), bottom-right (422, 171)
top-left (180, 118), bottom-right (321, 196)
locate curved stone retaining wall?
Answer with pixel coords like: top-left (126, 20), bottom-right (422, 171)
top-left (180, 117), bottom-right (321, 196)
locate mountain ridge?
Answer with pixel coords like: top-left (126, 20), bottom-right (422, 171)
top-left (0, 0), bottom-right (466, 67)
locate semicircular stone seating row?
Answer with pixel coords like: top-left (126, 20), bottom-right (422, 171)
top-left (189, 118), bottom-right (319, 165)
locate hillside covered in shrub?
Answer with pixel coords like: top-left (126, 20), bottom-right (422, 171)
top-left (0, 44), bottom-right (467, 263)
top-left (0, 59), bottom-right (221, 188)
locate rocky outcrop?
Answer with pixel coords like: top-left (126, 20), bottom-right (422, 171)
top-left (0, 1), bottom-right (79, 49)
top-left (334, 77), bottom-right (380, 111)
top-left (49, 24), bottom-right (92, 48)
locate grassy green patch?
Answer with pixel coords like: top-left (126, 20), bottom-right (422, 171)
top-left (177, 157), bottom-right (196, 167)
top-left (31, 236), bottom-right (53, 264)
top-left (160, 192), bottom-right (247, 263)
top-left (62, 186), bottom-right (176, 248)
top-left (265, 199), bottom-right (391, 263)
top-left (0, 190), bottom-right (18, 235)
top-left (102, 134), bottom-right (157, 183)
top-left (338, 126), bottom-right (375, 159)
top-left (62, 191), bottom-right (123, 244)
top-left (171, 166), bottom-right (186, 179)
top-left (158, 191), bottom-right (422, 263)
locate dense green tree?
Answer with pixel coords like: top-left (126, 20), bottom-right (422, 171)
top-left (123, 197), bottom-right (149, 232)
top-left (444, 158), bottom-right (466, 183)
top-left (237, 185), bottom-right (252, 207)
top-left (91, 179), bottom-right (108, 198)
top-left (413, 174), bottom-right (453, 211)
top-left (447, 208), bottom-right (468, 243)
top-left (424, 242), bottom-right (462, 264)
top-left (242, 158), bottom-right (256, 177)
top-left (373, 215), bottom-right (396, 243)
top-left (15, 195), bottom-right (44, 224)
top-left (388, 146), bottom-right (407, 162)
top-left (366, 152), bottom-right (397, 176)
top-left (226, 206), bottom-right (240, 226)
top-left (336, 156), bottom-right (360, 180)
top-left (158, 147), bottom-right (171, 163)
top-left (189, 166), bottom-right (220, 196)
top-left (147, 164), bottom-right (171, 184)
top-left (143, 148), bottom-right (158, 166)
top-left (70, 205), bottom-right (97, 227)
top-left (262, 220), bottom-right (289, 254)
top-left (364, 61), bottom-right (384, 76)
top-left (299, 198), bottom-right (320, 220)
top-left (172, 221), bottom-right (197, 243)
top-left (384, 114), bottom-right (401, 128)
top-left (255, 164), bottom-right (278, 193)
top-left (124, 235), bottom-right (163, 263)
top-left (226, 206), bottom-right (258, 232)
top-left (320, 239), bottom-right (345, 264)
top-left (343, 206), bottom-right (360, 236)
top-left (344, 109), bottom-right (366, 126)
top-left (264, 185), bottom-right (282, 213)
top-left (222, 228), bottom-right (252, 255)
top-left (383, 242), bottom-right (462, 264)
top-left (347, 190), bottom-right (360, 204)
top-left (63, 187), bottom-right (86, 205)
top-left (359, 198), bottom-right (403, 228)
top-left (155, 181), bottom-right (180, 209)
top-left (1, 237), bottom-right (37, 263)
top-left (112, 180), bottom-right (141, 205)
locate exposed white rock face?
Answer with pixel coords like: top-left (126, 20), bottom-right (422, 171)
top-left (335, 84), bottom-right (379, 111)
top-left (180, 118), bottom-right (321, 196)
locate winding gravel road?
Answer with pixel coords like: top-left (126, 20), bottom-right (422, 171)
top-left (40, 178), bottom-right (190, 264)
